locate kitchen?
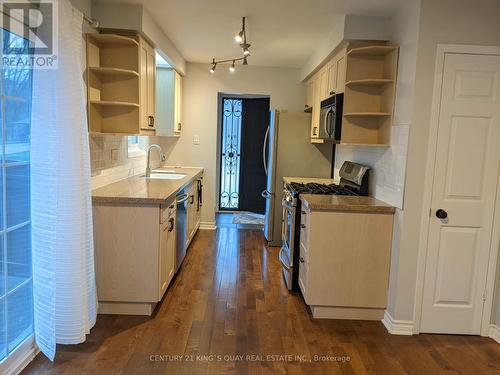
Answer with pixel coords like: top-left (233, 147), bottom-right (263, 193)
top-left (1, 0), bottom-right (500, 374)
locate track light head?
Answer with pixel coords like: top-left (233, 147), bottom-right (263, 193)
top-left (235, 31), bottom-right (244, 43)
top-left (229, 60), bottom-right (236, 72)
top-left (243, 56), bottom-right (248, 66)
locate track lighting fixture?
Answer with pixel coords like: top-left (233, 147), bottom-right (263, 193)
top-left (210, 17), bottom-right (252, 74)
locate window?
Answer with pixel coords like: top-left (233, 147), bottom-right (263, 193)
top-left (0, 29), bottom-right (34, 362)
top-left (128, 136), bottom-right (146, 158)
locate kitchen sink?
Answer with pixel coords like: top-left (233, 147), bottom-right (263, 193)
top-left (143, 171), bottom-right (187, 180)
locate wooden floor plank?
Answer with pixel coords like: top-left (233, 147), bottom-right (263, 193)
top-left (22, 223), bottom-right (500, 375)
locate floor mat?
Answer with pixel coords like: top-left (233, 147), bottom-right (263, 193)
top-left (232, 211), bottom-right (265, 226)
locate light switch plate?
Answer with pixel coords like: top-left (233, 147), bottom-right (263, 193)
top-left (193, 135), bottom-right (200, 145)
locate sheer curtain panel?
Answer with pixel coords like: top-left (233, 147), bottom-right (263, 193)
top-left (31, 0), bottom-right (97, 360)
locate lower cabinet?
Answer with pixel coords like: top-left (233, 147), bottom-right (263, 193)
top-left (93, 198), bottom-right (177, 316)
top-left (298, 207), bottom-right (394, 320)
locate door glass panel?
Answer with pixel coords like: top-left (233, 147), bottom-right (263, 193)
top-left (6, 165), bottom-right (30, 227)
top-left (219, 98), bottom-right (242, 210)
top-left (7, 282), bottom-right (33, 352)
top-left (7, 225), bottom-right (31, 292)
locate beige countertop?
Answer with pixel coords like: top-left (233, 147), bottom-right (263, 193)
top-left (300, 194), bottom-right (395, 214)
top-left (283, 176), bottom-right (339, 185)
top-left (92, 167), bottom-right (204, 205)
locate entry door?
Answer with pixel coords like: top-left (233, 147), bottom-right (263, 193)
top-left (238, 98), bottom-right (270, 214)
top-left (421, 53), bottom-right (500, 334)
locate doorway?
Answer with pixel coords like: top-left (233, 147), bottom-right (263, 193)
top-left (417, 47), bottom-right (500, 335)
top-left (217, 94), bottom-right (270, 214)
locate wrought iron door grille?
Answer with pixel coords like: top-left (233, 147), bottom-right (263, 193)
top-left (219, 98), bottom-right (242, 210)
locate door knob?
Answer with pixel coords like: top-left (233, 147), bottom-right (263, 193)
top-left (436, 209), bottom-right (448, 219)
top-left (299, 257), bottom-right (305, 263)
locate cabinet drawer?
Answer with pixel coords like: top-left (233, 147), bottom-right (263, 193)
top-left (160, 200), bottom-right (176, 223)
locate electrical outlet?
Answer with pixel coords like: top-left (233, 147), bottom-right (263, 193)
top-left (111, 148), bottom-right (119, 162)
top-left (193, 135), bottom-right (200, 145)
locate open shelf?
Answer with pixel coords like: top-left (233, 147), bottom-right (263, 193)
top-left (347, 45), bottom-right (398, 57)
top-left (346, 79), bottom-right (393, 87)
top-left (88, 67), bottom-right (139, 77)
top-left (90, 100), bottom-right (139, 107)
top-left (87, 33), bottom-right (139, 47)
top-left (344, 112), bottom-right (392, 117)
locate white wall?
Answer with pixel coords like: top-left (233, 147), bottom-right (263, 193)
top-left (160, 63), bottom-right (309, 225)
top-left (388, 0), bottom-right (500, 324)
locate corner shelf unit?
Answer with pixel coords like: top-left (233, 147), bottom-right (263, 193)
top-left (86, 33), bottom-right (143, 134)
top-left (342, 44), bottom-right (399, 145)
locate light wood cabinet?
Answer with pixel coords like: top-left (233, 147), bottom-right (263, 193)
top-left (140, 38), bottom-right (156, 133)
top-left (298, 205), bottom-right (394, 320)
top-left (159, 203), bottom-right (176, 299)
top-left (86, 33), bottom-right (156, 135)
top-left (156, 68), bottom-right (183, 137)
top-left (93, 198), bottom-right (177, 315)
top-left (186, 177), bottom-right (202, 243)
top-left (174, 71), bottom-right (183, 134)
top-left (304, 42), bottom-right (398, 146)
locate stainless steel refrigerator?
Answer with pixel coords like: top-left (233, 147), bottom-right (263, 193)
top-left (262, 110), bottom-right (332, 246)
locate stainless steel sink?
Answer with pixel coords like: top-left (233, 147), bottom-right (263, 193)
top-left (142, 171), bottom-right (187, 180)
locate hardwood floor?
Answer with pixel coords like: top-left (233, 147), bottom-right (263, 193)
top-left (23, 224), bottom-right (500, 374)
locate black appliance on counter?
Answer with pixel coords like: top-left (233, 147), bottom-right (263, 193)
top-left (279, 161), bottom-right (370, 291)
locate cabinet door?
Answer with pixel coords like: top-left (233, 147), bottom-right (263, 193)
top-left (310, 75), bottom-right (320, 138)
top-left (327, 60), bottom-right (337, 96)
top-left (335, 55), bottom-right (346, 93)
top-left (305, 79), bottom-right (314, 110)
top-left (159, 209), bottom-right (176, 300)
top-left (194, 179), bottom-right (202, 229)
top-left (319, 67), bottom-right (329, 101)
top-left (174, 71), bottom-right (182, 134)
top-left (140, 40), bottom-right (156, 131)
top-left (147, 47), bottom-right (156, 130)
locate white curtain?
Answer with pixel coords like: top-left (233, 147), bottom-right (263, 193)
top-left (31, 0), bottom-right (97, 360)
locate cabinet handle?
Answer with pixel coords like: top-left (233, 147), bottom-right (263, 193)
top-left (190, 195), bottom-right (194, 204)
top-left (329, 91), bottom-right (335, 95)
top-left (301, 224), bottom-right (306, 229)
top-left (168, 217), bottom-right (174, 232)
top-left (313, 127), bottom-right (318, 136)
top-left (178, 123), bottom-right (182, 131)
top-left (148, 115), bottom-right (155, 127)
top-left (299, 257), bottom-right (305, 263)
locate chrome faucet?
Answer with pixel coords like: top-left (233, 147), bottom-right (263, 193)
top-left (146, 144), bottom-right (166, 177)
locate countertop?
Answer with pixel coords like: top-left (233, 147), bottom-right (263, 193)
top-left (300, 194), bottom-right (395, 214)
top-left (283, 176), bottom-right (339, 185)
top-left (92, 167), bottom-right (204, 205)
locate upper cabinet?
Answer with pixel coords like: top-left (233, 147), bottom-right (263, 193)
top-left (139, 38), bottom-right (156, 134)
top-left (305, 42), bottom-right (398, 146)
top-left (86, 33), bottom-right (156, 135)
top-left (156, 68), bottom-right (183, 137)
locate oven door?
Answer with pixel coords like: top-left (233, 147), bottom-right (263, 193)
top-left (280, 197), bottom-right (295, 290)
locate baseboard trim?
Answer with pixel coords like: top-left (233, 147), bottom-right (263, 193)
top-left (382, 310), bottom-right (414, 335)
top-left (489, 324), bottom-right (500, 344)
top-left (200, 221), bottom-right (216, 230)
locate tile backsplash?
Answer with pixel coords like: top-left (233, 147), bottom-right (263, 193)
top-left (334, 123), bottom-right (409, 209)
top-left (90, 134), bottom-right (161, 190)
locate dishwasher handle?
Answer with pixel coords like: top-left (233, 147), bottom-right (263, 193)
top-left (176, 193), bottom-right (189, 204)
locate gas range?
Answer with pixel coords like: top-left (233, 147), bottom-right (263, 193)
top-left (288, 182), bottom-right (359, 197)
top-left (280, 161), bottom-right (370, 291)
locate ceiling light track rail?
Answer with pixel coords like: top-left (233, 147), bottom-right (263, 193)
top-left (210, 17), bottom-right (251, 73)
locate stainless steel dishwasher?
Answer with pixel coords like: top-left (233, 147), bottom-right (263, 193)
top-left (175, 190), bottom-right (189, 272)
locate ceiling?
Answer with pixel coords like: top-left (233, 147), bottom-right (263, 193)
top-left (95, 0), bottom-right (407, 68)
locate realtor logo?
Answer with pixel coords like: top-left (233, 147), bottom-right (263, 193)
top-left (1, 0), bottom-right (58, 68)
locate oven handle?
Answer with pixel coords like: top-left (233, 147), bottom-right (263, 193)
top-left (279, 247), bottom-right (290, 271)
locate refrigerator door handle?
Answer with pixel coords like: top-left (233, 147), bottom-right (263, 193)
top-left (262, 126), bottom-right (270, 176)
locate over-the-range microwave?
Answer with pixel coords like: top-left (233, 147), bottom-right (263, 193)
top-left (318, 92), bottom-right (343, 141)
